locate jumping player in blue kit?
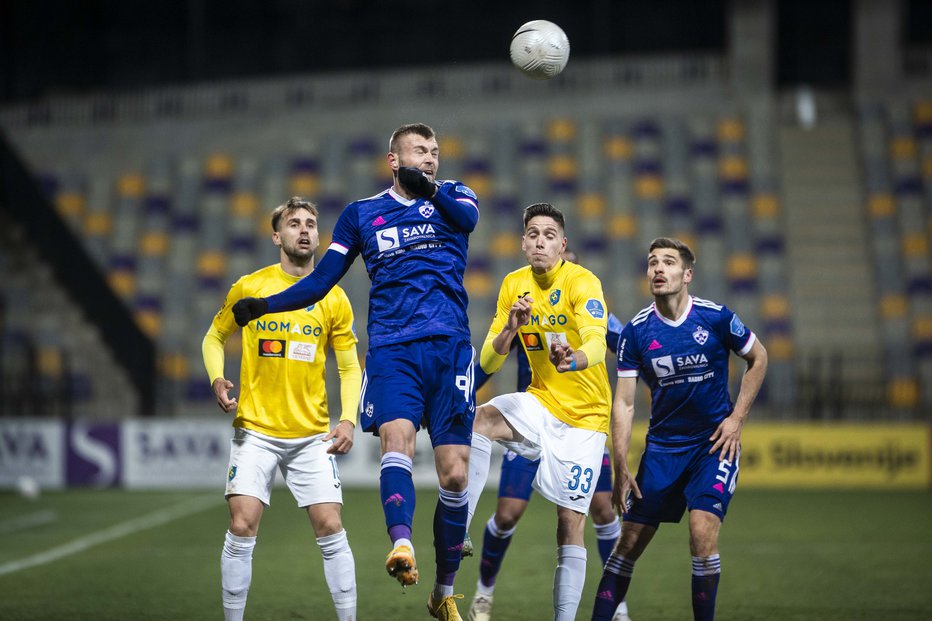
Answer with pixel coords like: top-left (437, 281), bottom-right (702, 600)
top-left (232, 123), bottom-right (478, 621)
top-left (590, 237), bottom-right (767, 621)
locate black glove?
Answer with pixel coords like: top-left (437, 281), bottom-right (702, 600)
top-left (232, 297), bottom-right (268, 327)
top-left (397, 166), bottom-right (437, 199)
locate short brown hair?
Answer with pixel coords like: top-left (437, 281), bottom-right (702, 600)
top-left (389, 123), bottom-right (436, 153)
top-left (649, 237), bottom-right (696, 269)
top-left (271, 196), bottom-right (318, 232)
top-left (523, 202), bottom-right (565, 231)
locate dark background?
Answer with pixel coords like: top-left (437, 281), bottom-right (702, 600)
top-left (0, 0), bottom-right (930, 103)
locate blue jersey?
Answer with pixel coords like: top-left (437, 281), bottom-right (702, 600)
top-left (266, 181), bottom-right (478, 348)
top-left (617, 296), bottom-right (755, 446)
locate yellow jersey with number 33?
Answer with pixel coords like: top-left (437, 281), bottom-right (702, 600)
top-left (487, 260), bottom-right (611, 433)
top-left (210, 264), bottom-right (357, 438)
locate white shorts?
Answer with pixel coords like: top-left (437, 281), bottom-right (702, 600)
top-left (482, 392), bottom-right (607, 514)
top-left (225, 427), bottom-right (343, 508)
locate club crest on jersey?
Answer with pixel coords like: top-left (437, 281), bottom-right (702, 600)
top-left (730, 314), bottom-right (746, 337)
top-left (586, 298), bottom-right (605, 319)
top-left (521, 332), bottom-right (544, 351)
top-left (549, 289), bottom-right (561, 306)
top-left (693, 326), bottom-right (709, 345)
top-left (419, 203), bottom-right (435, 218)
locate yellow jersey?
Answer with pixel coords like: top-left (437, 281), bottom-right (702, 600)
top-left (209, 264), bottom-right (357, 438)
top-left (487, 260), bottom-right (612, 433)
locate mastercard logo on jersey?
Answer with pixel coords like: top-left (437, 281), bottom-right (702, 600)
top-left (258, 339), bottom-right (286, 358)
top-left (521, 332), bottom-right (544, 351)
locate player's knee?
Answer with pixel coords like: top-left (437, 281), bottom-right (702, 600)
top-left (472, 405), bottom-right (496, 436)
top-left (229, 516), bottom-right (259, 538)
top-left (494, 511), bottom-right (520, 531)
top-left (439, 469), bottom-right (468, 492)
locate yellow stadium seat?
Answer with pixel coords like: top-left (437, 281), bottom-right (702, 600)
top-left (880, 294), bottom-right (908, 319)
top-left (55, 191), bottom-right (86, 217)
top-left (547, 155), bottom-right (577, 179)
top-left (888, 377), bottom-right (918, 408)
top-left (197, 251), bottom-right (228, 277)
top-left (752, 194), bottom-right (780, 219)
top-left (889, 136), bottom-right (917, 160)
top-left (108, 270), bottom-right (136, 297)
top-left (160, 353), bottom-right (189, 380)
top-left (603, 136), bottom-right (633, 161)
top-left (902, 233), bottom-right (929, 257)
top-left (868, 194), bottom-right (895, 218)
top-left (609, 213), bottom-right (637, 239)
top-left (232, 192), bottom-right (260, 217)
top-left (577, 193), bottom-right (606, 218)
top-left (766, 335), bottom-right (794, 361)
top-left (439, 136), bottom-right (464, 159)
top-left (913, 315), bottom-right (932, 340)
top-left (634, 175), bottom-right (664, 199)
top-left (922, 156), bottom-right (932, 179)
top-left (117, 173), bottom-right (145, 198)
top-left (914, 100), bottom-right (932, 124)
top-left (716, 119), bottom-right (745, 142)
top-left (135, 310), bottom-right (162, 338)
top-left (727, 254), bottom-right (757, 279)
top-left (491, 232), bottom-right (520, 257)
top-left (462, 174), bottom-right (492, 197)
top-left (547, 118), bottom-right (576, 142)
top-left (140, 231), bottom-right (169, 256)
top-left (205, 153), bottom-right (234, 179)
top-left (719, 155), bottom-right (748, 180)
top-left (464, 272), bottom-right (493, 296)
top-left (84, 212), bottom-right (113, 236)
top-left (37, 347), bottom-right (63, 377)
top-left (290, 173), bottom-right (320, 196)
top-left (761, 294), bottom-right (791, 320)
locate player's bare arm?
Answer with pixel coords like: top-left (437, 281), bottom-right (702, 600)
top-left (611, 376), bottom-right (641, 514)
top-left (211, 377), bottom-right (238, 413)
top-left (709, 337), bottom-right (768, 461)
top-left (324, 420), bottom-right (355, 455)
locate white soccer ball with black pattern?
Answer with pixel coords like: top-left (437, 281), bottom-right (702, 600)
top-left (509, 20), bottom-right (570, 80)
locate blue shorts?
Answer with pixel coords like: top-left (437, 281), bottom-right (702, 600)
top-left (625, 441), bottom-right (739, 527)
top-left (360, 336), bottom-right (475, 447)
top-left (498, 448), bottom-right (612, 500)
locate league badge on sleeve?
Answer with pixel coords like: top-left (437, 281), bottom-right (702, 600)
top-left (730, 314), bottom-right (747, 337)
top-left (586, 298), bottom-right (605, 319)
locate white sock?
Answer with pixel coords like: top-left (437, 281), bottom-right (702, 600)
top-left (466, 433), bottom-right (493, 530)
top-left (553, 544), bottom-right (587, 621)
top-left (221, 531), bottom-right (256, 621)
top-left (317, 530), bottom-right (356, 620)
top-left (615, 598), bottom-right (629, 615)
top-left (594, 516), bottom-right (620, 541)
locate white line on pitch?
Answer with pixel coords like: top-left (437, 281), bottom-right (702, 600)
top-left (0, 510), bottom-right (58, 535)
top-left (0, 494), bottom-right (220, 578)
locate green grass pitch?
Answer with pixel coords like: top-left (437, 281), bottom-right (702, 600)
top-left (1, 488), bottom-right (930, 620)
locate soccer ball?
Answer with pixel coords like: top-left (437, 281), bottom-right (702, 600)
top-left (509, 20), bottom-right (570, 80)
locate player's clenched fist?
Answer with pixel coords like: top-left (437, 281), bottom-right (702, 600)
top-left (232, 297), bottom-right (269, 326)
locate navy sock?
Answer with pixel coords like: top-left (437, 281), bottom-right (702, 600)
top-left (479, 515), bottom-right (516, 588)
top-left (434, 487), bottom-right (468, 585)
top-left (590, 554), bottom-right (634, 621)
top-left (691, 555), bottom-right (721, 621)
top-left (380, 452), bottom-right (415, 543)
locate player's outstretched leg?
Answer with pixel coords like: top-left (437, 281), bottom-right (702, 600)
top-left (381, 452), bottom-right (419, 586)
top-left (468, 514), bottom-right (517, 620)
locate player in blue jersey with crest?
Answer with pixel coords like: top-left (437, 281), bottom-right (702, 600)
top-left (590, 237), bottom-right (767, 621)
top-left (232, 123), bottom-right (478, 621)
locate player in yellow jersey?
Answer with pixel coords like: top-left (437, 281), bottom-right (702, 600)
top-left (464, 203), bottom-right (612, 621)
top-left (202, 197), bottom-right (362, 621)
